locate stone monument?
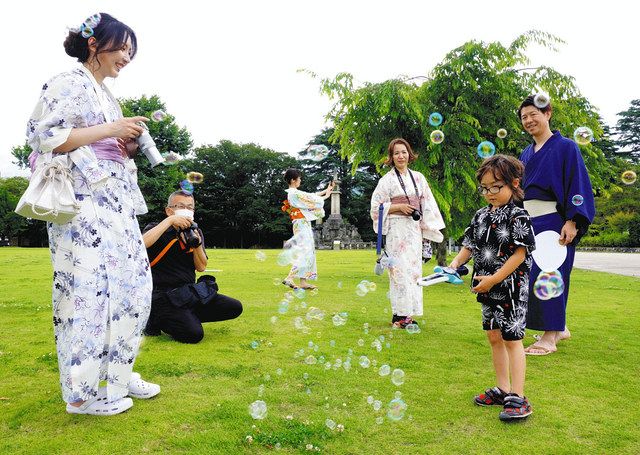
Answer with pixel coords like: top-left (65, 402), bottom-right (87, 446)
top-left (314, 172), bottom-right (363, 249)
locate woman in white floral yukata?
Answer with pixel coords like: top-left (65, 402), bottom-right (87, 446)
top-left (370, 138), bottom-right (445, 329)
top-left (26, 13), bottom-right (159, 415)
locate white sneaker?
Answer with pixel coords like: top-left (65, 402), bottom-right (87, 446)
top-left (66, 396), bottom-right (133, 416)
top-left (128, 372), bottom-right (161, 399)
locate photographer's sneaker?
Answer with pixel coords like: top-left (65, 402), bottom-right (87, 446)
top-left (128, 372), bottom-right (161, 399)
top-left (499, 394), bottom-right (532, 421)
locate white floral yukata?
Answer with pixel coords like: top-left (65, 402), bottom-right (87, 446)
top-left (285, 189), bottom-right (325, 281)
top-left (27, 66), bottom-right (152, 403)
top-left (370, 169), bottom-right (445, 317)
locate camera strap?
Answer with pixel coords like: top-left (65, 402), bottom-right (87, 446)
top-left (150, 238), bottom-right (178, 267)
top-left (394, 167), bottom-right (421, 208)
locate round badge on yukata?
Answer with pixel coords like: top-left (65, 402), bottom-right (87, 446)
top-left (532, 230), bottom-right (567, 272)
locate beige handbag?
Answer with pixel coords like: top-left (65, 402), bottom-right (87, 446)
top-left (15, 153), bottom-right (80, 224)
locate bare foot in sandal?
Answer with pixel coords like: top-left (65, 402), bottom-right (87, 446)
top-left (524, 342), bottom-right (557, 356)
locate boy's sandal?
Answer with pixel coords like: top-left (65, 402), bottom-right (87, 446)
top-left (474, 386), bottom-right (506, 406)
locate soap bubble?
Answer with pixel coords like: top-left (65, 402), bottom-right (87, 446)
top-left (357, 339), bottom-right (364, 347)
top-left (373, 400), bottom-right (382, 411)
top-left (477, 141), bottom-right (496, 159)
top-left (255, 251), bottom-right (266, 262)
top-left (270, 316), bottom-right (278, 324)
top-left (378, 364), bottom-right (391, 376)
top-left (387, 398), bottom-right (408, 421)
top-left (305, 307), bottom-right (325, 321)
top-left (186, 171), bottom-right (204, 184)
top-left (250, 341), bottom-right (259, 349)
top-left (621, 170), bottom-right (637, 185)
top-left (405, 323), bottom-right (421, 334)
top-left (325, 418), bottom-right (336, 430)
top-left (332, 313), bottom-right (347, 327)
top-left (304, 355), bottom-right (317, 365)
top-left (367, 395), bottom-right (374, 404)
top-left (337, 281), bottom-right (343, 289)
top-left (571, 195), bottom-right (584, 206)
top-left (428, 112), bottom-right (443, 127)
top-left (430, 130), bottom-right (445, 144)
top-left (163, 151), bottom-right (182, 164)
top-left (359, 356), bottom-right (371, 368)
top-left (533, 92), bottom-right (550, 109)
top-left (278, 301), bottom-right (289, 314)
top-left (151, 110), bottom-right (167, 122)
top-left (391, 369), bottom-right (405, 386)
top-left (272, 278), bottom-right (282, 286)
top-left (179, 179), bottom-right (194, 194)
top-left (294, 288), bottom-right (306, 299)
top-left (375, 416), bottom-right (384, 425)
top-left (497, 128), bottom-right (508, 139)
top-left (356, 281), bottom-right (369, 297)
top-left (248, 400), bottom-right (267, 419)
top-left (573, 126), bottom-right (594, 145)
top-left (367, 282), bottom-right (377, 292)
top-left (306, 144), bottom-right (329, 161)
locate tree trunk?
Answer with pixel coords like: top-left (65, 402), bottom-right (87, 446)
top-left (436, 234), bottom-right (448, 266)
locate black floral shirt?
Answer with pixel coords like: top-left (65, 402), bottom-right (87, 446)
top-left (462, 202), bottom-right (536, 305)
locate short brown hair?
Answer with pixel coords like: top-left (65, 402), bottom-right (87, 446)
top-left (383, 138), bottom-right (418, 167)
top-left (476, 154), bottom-right (525, 201)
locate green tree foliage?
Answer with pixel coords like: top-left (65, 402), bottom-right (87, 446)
top-left (298, 128), bottom-right (379, 242)
top-left (614, 99), bottom-right (640, 163)
top-left (120, 95), bottom-right (194, 227)
top-left (313, 30), bottom-right (620, 257)
top-left (0, 177), bottom-right (48, 246)
top-left (11, 142), bottom-right (32, 169)
top-left (182, 140), bottom-right (297, 248)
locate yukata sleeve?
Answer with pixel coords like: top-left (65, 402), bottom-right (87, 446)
top-left (26, 73), bottom-right (92, 155)
top-left (288, 190), bottom-right (324, 210)
top-left (417, 172), bottom-right (445, 242)
top-left (561, 143), bottom-right (596, 240)
top-left (509, 208), bottom-right (536, 254)
top-left (461, 213), bottom-right (477, 251)
top-left (370, 176), bottom-right (392, 236)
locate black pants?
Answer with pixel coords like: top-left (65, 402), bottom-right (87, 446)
top-left (145, 289), bottom-right (243, 343)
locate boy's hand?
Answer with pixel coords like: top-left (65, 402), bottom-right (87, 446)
top-left (472, 275), bottom-right (496, 294)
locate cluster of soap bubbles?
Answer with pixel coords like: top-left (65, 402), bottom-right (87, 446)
top-left (162, 151), bottom-right (182, 164)
top-left (405, 323), bottom-right (421, 334)
top-left (621, 170), bottom-right (637, 185)
top-left (356, 280), bottom-right (377, 297)
top-left (477, 141), bottom-right (496, 159)
top-left (573, 126), bottom-right (594, 145)
top-left (306, 144), bottom-right (330, 161)
top-left (533, 270), bottom-right (565, 300)
top-left (428, 112), bottom-right (445, 145)
top-left (331, 312), bottom-right (348, 326)
top-left (186, 171), bottom-right (204, 184)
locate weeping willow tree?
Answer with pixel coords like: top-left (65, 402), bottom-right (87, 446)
top-left (309, 30), bottom-right (617, 263)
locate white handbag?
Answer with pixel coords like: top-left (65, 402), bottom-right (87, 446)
top-left (15, 153), bottom-right (80, 224)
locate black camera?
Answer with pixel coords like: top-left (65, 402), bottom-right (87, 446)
top-left (180, 222), bottom-right (201, 248)
top-left (411, 209), bottom-right (421, 221)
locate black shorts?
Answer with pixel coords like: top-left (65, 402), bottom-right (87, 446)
top-left (481, 299), bottom-right (527, 341)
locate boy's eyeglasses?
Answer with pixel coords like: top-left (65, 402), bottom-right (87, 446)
top-left (477, 184), bottom-right (504, 195)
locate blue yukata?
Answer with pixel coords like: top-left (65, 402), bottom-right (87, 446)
top-left (520, 131), bottom-right (595, 331)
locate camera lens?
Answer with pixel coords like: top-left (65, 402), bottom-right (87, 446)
top-left (411, 210), bottom-right (421, 221)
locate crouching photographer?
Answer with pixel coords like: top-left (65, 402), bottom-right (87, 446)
top-left (142, 190), bottom-right (242, 343)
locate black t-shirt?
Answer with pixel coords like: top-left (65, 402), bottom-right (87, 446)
top-left (144, 222), bottom-right (206, 289)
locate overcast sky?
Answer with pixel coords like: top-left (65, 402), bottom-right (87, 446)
top-left (1, 1), bottom-right (637, 177)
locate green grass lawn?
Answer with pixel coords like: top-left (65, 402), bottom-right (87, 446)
top-left (1, 247), bottom-right (639, 454)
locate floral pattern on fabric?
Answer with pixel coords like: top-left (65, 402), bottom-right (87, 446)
top-left (370, 170), bottom-right (445, 317)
